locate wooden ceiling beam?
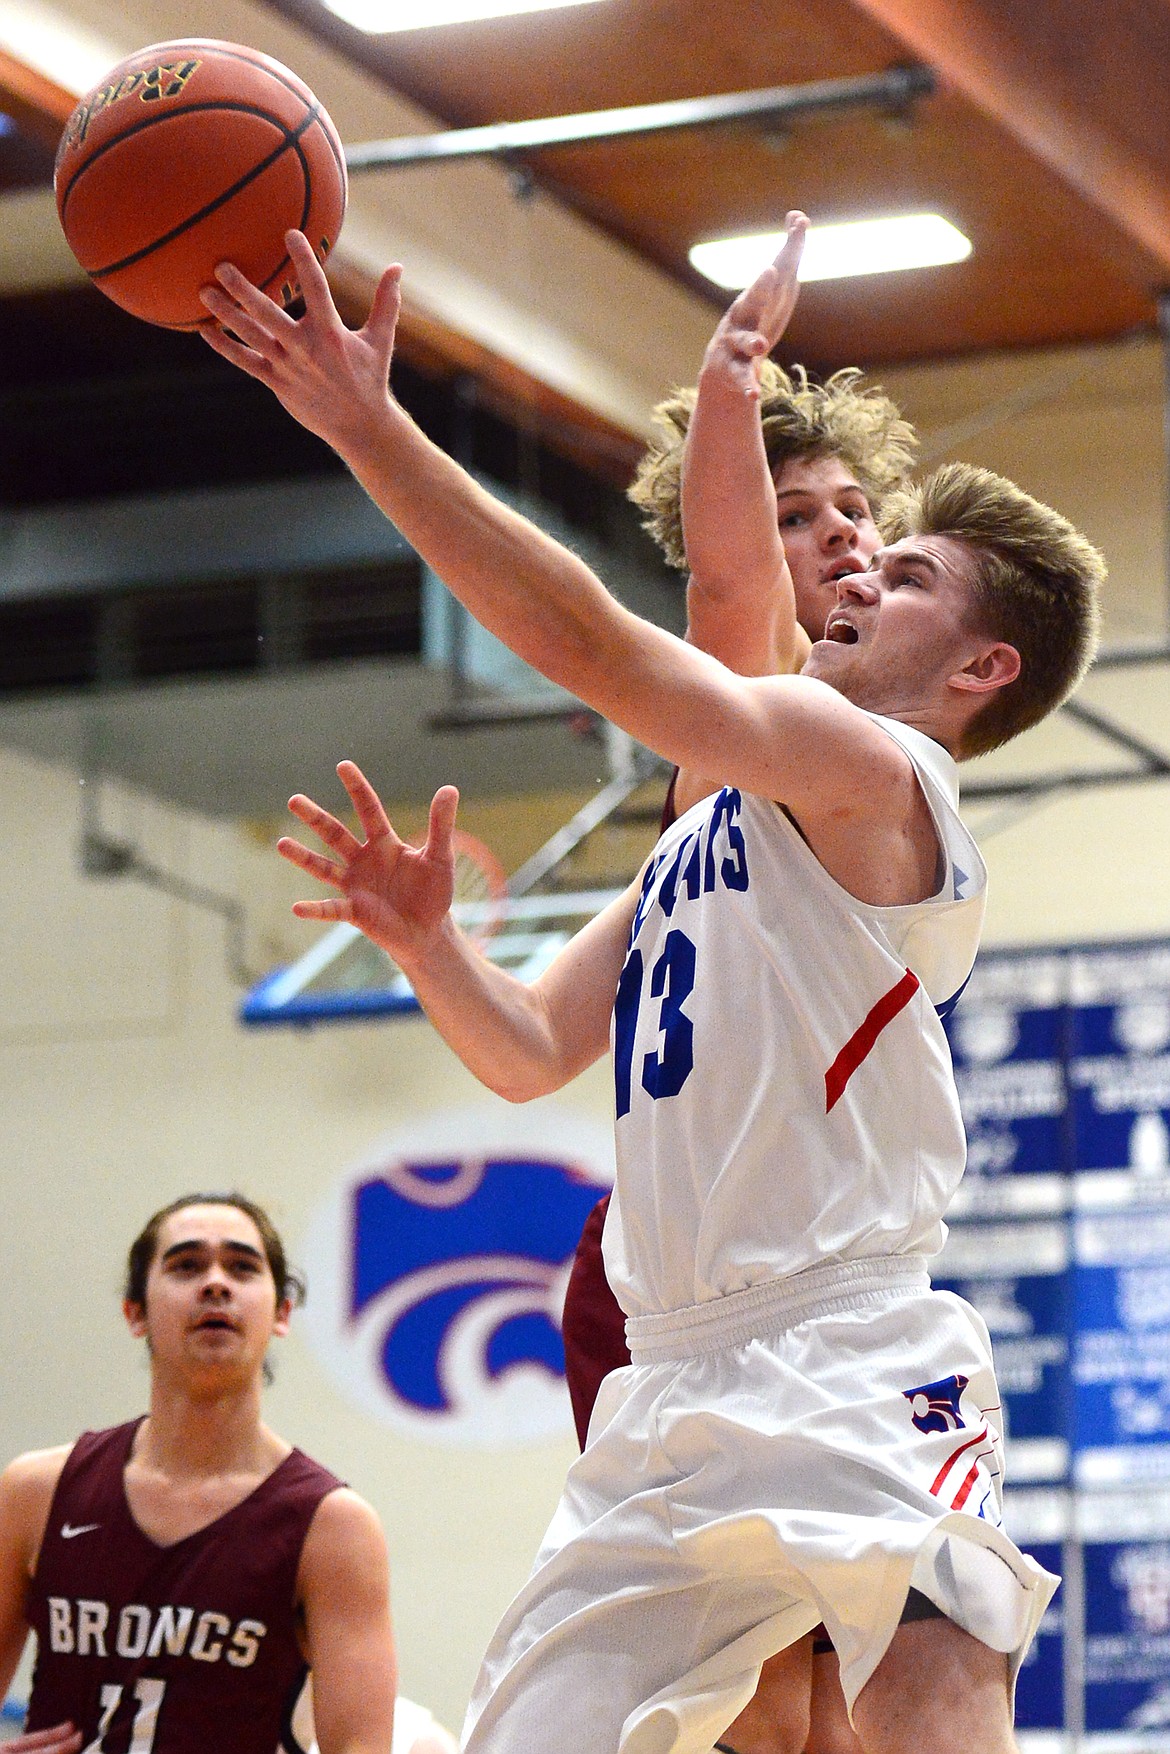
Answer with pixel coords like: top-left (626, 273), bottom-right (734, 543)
top-left (848, 0), bottom-right (1170, 278)
top-left (325, 252), bottom-right (644, 486)
top-left (0, 48), bottom-right (75, 152)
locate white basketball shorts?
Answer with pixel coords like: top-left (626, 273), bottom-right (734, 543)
top-left (461, 1254), bottom-right (1057, 1754)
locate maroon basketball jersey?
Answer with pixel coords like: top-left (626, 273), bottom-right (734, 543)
top-left (26, 1420), bottom-right (342, 1754)
top-left (560, 775), bottom-right (682, 1448)
top-left (561, 1192), bottom-right (629, 1448)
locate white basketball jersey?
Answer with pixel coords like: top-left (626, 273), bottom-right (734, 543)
top-left (603, 714), bottom-right (987, 1319)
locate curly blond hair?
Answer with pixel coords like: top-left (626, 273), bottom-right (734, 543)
top-left (629, 363), bottom-right (918, 571)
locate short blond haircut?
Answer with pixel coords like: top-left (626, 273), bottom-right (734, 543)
top-left (629, 363), bottom-right (918, 571)
top-left (880, 462), bottom-right (1106, 757)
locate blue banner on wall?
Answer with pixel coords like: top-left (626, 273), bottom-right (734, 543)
top-left (935, 1222), bottom-right (1072, 1484)
top-left (944, 950), bottom-right (1069, 1219)
top-left (1081, 1492), bottom-right (1170, 1744)
top-left (1074, 1208), bottom-right (1170, 1488)
top-left (1002, 1490), bottom-right (1070, 1736)
top-left (1015, 1539), bottom-right (1066, 1734)
top-left (1068, 946), bottom-right (1170, 1211)
top-left (944, 945), bottom-right (1170, 1743)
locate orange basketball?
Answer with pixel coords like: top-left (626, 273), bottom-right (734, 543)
top-left (54, 39), bottom-right (347, 330)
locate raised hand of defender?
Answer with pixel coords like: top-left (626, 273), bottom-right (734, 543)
top-left (279, 763), bottom-right (459, 964)
top-left (199, 229), bottom-right (402, 454)
top-left (701, 209), bottom-right (808, 398)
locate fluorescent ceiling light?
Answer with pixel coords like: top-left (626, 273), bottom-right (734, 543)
top-left (689, 214), bottom-right (972, 290)
top-left (324, 0), bottom-right (605, 30)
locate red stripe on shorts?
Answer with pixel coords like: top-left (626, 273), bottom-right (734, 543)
top-left (930, 1426), bottom-right (989, 1499)
top-left (950, 1451), bottom-right (993, 1512)
top-left (824, 969), bottom-right (921, 1112)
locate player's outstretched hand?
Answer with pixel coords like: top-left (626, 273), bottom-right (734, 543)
top-left (199, 230), bottom-right (402, 456)
top-left (700, 209), bottom-right (808, 399)
top-left (3, 1722), bottom-right (84, 1753)
top-left (278, 762), bottom-right (458, 965)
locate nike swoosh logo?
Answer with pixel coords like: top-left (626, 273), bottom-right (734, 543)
top-left (60, 1522), bottom-right (101, 1539)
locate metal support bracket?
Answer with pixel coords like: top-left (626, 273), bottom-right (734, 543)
top-left (345, 64), bottom-right (935, 173)
top-left (79, 772), bottom-right (257, 987)
top-left (964, 695), bottom-right (1170, 803)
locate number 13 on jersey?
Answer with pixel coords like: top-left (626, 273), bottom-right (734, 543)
top-left (612, 787), bottom-right (751, 1119)
top-left (613, 929), bottom-right (697, 1117)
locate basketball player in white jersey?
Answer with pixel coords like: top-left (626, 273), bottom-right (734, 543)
top-left (569, 220), bottom-right (913, 1754)
top-left (200, 219), bottom-right (1105, 1754)
top-left (0, 1194), bottom-right (396, 1754)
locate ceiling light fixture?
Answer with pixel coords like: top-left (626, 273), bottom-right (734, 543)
top-left (689, 213), bottom-right (972, 290)
top-left (323, 0), bottom-right (605, 30)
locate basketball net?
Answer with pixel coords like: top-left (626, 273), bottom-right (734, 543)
top-left (449, 828), bottom-right (509, 948)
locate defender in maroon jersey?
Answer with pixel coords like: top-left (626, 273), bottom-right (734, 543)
top-left (0, 1194), bottom-right (396, 1754)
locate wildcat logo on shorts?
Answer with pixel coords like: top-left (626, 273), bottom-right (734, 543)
top-left (300, 1105), bottom-right (613, 1447)
top-left (903, 1373), bottom-right (969, 1433)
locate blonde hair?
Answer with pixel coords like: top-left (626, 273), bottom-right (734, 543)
top-left (629, 363), bottom-right (918, 570)
top-left (880, 462), bottom-right (1106, 757)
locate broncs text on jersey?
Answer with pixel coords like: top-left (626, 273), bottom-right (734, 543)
top-left (46, 1597), bottom-right (265, 1667)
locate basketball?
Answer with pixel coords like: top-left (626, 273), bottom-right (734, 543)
top-left (54, 39), bottom-right (347, 331)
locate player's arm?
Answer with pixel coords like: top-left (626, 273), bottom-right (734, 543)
top-left (681, 211), bottom-right (809, 680)
top-left (279, 763), bottom-right (638, 1101)
top-left (0, 1450), bottom-right (80, 1754)
top-left (199, 237), bottom-right (910, 833)
top-left (297, 1490), bottom-right (396, 1754)
top-left (674, 214), bottom-right (811, 813)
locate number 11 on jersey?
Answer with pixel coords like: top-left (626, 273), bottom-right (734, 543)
top-left (82, 1678), bottom-right (165, 1754)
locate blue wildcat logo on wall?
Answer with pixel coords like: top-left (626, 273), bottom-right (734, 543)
top-left (300, 1105), bottom-right (614, 1446)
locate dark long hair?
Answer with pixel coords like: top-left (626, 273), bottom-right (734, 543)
top-left (123, 1192), bottom-right (306, 1310)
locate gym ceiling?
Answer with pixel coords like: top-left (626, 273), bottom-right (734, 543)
top-left (0, 0), bottom-right (1167, 821)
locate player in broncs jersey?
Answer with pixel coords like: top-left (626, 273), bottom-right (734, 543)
top-left (200, 216), bottom-right (1105, 1754)
top-left (0, 1194), bottom-right (396, 1754)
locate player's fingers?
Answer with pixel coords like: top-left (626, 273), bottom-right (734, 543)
top-left (726, 279), bottom-right (765, 323)
top-left (724, 325), bottom-right (769, 359)
top-left (291, 896), bottom-right (355, 922)
top-left (5, 1742), bottom-right (81, 1753)
top-left (365, 264), bottom-right (404, 358)
top-left (424, 784), bottom-right (460, 858)
top-left (208, 261), bottom-right (299, 348)
top-left (732, 212), bottom-right (807, 316)
top-left (777, 210), bottom-right (808, 267)
top-left (286, 793), bottom-right (362, 860)
top-left (337, 761), bottom-right (394, 844)
top-left (285, 229), bottom-right (335, 315)
top-left (735, 218), bottom-right (806, 344)
top-left (198, 320), bottom-right (273, 379)
top-left (730, 276), bottom-right (787, 341)
top-left (209, 258), bottom-right (292, 318)
top-left (200, 283), bottom-right (289, 359)
top-left (276, 837), bottom-right (345, 886)
top-left (5, 1726), bottom-right (83, 1752)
